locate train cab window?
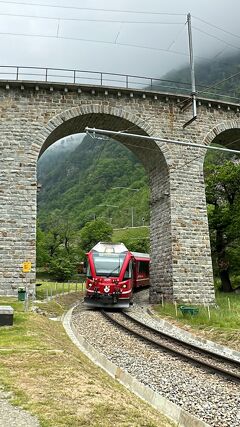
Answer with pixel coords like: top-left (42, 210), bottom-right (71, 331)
top-left (138, 261), bottom-right (149, 276)
top-left (86, 262), bottom-right (92, 279)
top-left (124, 260), bottom-right (133, 279)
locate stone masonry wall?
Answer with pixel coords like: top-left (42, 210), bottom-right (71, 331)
top-left (0, 81), bottom-right (239, 303)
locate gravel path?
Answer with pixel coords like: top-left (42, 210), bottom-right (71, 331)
top-left (72, 305), bottom-right (240, 427)
top-left (0, 386), bottom-right (40, 427)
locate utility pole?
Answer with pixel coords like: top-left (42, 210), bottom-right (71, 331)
top-left (111, 187), bottom-right (139, 227)
top-left (131, 207), bottom-right (134, 228)
top-left (183, 12), bottom-right (197, 128)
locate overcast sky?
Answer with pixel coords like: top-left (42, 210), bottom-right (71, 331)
top-left (0, 0), bottom-right (239, 79)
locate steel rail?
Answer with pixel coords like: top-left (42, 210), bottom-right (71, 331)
top-left (122, 311), bottom-right (240, 366)
top-left (101, 310), bottom-right (240, 383)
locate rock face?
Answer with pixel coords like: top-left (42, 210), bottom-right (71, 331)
top-left (0, 80), bottom-right (239, 303)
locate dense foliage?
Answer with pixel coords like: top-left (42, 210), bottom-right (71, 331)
top-left (205, 152), bottom-right (240, 291)
top-left (38, 135), bottom-right (149, 230)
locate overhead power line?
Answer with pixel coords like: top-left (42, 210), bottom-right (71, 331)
top-left (193, 26), bottom-right (240, 51)
top-left (198, 70), bottom-right (240, 95)
top-left (0, 11), bottom-right (185, 24)
top-left (193, 15), bottom-right (240, 40)
top-left (0, 29), bottom-right (208, 61)
top-left (85, 127), bottom-right (240, 156)
top-left (0, 1), bottom-right (186, 16)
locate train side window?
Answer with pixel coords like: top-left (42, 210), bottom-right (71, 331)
top-left (124, 261), bottom-right (133, 279)
top-left (86, 263), bottom-right (92, 279)
top-left (138, 261), bottom-right (149, 276)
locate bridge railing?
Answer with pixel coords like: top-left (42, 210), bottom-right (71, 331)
top-left (0, 65), bottom-right (239, 104)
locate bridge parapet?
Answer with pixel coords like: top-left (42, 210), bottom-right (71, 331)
top-left (0, 65), bottom-right (239, 109)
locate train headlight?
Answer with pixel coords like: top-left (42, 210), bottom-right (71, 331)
top-left (104, 285), bottom-right (110, 293)
top-left (122, 284), bottom-right (127, 288)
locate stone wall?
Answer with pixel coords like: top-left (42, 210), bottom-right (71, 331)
top-left (0, 81), bottom-right (239, 302)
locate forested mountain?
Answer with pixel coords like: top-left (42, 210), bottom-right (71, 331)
top-left (37, 135), bottom-right (149, 230)
top-left (161, 53), bottom-right (240, 101)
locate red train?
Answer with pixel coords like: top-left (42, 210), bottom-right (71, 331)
top-left (84, 242), bottom-right (150, 308)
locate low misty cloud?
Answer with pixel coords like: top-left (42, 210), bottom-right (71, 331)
top-left (0, 0), bottom-right (239, 78)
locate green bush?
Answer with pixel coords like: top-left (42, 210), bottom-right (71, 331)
top-left (48, 255), bottom-right (77, 282)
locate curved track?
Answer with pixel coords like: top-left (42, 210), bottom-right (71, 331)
top-left (102, 310), bottom-right (240, 383)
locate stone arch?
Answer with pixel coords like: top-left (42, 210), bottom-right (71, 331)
top-left (202, 120), bottom-right (240, 149)
top-left (34, 102), bottom-right (174, 302)
top-left (32, 103), bottom-right (172, 168)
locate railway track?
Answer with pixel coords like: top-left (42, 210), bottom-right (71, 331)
top-left (102, 310), bottom-right (240, 383)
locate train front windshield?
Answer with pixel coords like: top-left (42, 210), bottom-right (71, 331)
top-left (93, 252), bottom-right (126, 277)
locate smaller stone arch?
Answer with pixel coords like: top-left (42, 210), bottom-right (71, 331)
top-left (203, 120), bottom-right (240, 150)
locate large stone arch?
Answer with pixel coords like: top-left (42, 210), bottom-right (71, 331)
top-left (34, 103), bottom-right (175, 303)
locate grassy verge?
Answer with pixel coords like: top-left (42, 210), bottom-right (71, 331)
top-left (0, 293), bottom-right (175, 427)
top-left (153, 292), bottom-right (240, 350)
top-left (35, 280), bottom-right (85, 300)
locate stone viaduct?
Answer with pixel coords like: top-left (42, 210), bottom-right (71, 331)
top-left (0, 71), bottom-right (240, 304)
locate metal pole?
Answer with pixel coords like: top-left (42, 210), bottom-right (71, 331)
top-left (186, 13), bottom-right (197, 123)
top-left (85, 127), bottom-right (240, 156)
top-left (131, 207), bottom-right (134, 227)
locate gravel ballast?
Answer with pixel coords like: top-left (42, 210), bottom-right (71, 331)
top-left (72, 304), bottom-right (240, 427)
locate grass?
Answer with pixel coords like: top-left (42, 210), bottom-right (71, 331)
top-left (0, 293), bottom-right (175, 427)
top-left (153, 291), bottom-right (240, 350)
top-left (35, 279), bottom-right (85, 300)
top-left (112, 226), bottom-right (149, 243)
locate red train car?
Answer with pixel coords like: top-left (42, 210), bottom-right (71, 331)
top-left (84, 242), bottom-right (150, 308)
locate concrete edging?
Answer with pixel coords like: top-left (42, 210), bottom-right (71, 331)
top-left (146, 307), bottom-right (240, 362)
top-left (62, 306), bottom-right (210, 427)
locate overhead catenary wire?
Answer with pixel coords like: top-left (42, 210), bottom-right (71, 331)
top-left (85, 127), bottom-right (240, 156)
top-left (198, 69), bottom-right (240, 95)
top-left (87, 128), bottom-right (240, 175)
top-left (0, 0), bottom-right (186, 16)
top-left (0, 11), bottom-right (186, 24)
top-left (193, 15), bottom-right (240, 41)
top-left (193, 26), bottom-right (240, 52)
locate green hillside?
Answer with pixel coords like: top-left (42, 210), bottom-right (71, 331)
top-left (161, 53), bottom-right (240, 101)
top-left (37, 135), bottom-right (150, 230)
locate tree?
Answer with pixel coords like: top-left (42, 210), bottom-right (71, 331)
top-left (120, 237), bottom-right (150, 254)
top-left (36, 224), bottom-right (50, 267)
top-left (205, 159), bottom-right (240, 291)
top-left (48, 250), bottom-right (78, 282)
top-left (80, 219), bottom-right (113, 252)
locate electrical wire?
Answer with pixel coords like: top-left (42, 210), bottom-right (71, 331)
top-left (193, 15), bottom-right (240, 41)
top-left (0, 1), bottom-right (186, 16)
top-left (166, 21), bottom-right (187, 51)
top-left (0, 11), bottom-right (185, 24)
top-left (193, 26), bottom-right (240, 51)
top-left (198, 70), bottom-right (240, 95)
top-left (170, 135), bottom-right (240, 174)
top-left (0, 30), bottom-right (209, 62)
